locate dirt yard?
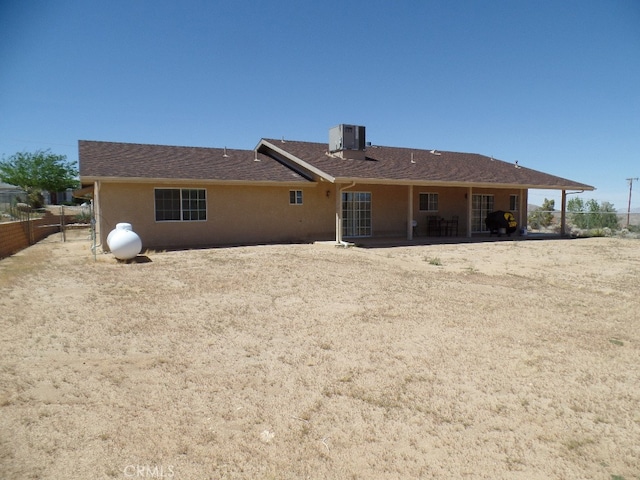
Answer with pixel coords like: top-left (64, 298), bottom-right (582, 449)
top-left (1, 230), bottom-right (638, 479)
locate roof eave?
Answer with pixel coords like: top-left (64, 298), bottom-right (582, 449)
top-left (332, 177), bottom-right (595, 190)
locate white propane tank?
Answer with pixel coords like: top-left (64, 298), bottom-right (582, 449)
top-left (107, 223), bottom-right (142, 260)
top-left (107, 222), bottom-right (133, 248)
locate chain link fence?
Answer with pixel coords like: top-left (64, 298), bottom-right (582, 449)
top-left (527, 209), bottom-right (640, 235)
top-left (0, 190), bottom-right (27, 222)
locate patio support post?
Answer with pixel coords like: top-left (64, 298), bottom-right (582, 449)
top-left (407, 185), bottom-right (413, 240)
top-left (467, 186), bottom-right (473, 238)
top-left (561, 189), bottom-right (567, 236)
top-left (520, 188), bottom-right (526, 232)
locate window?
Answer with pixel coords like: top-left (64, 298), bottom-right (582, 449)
top-left (419, 193), bottom-right (439, 211)
top-left (182, 189), bottom-right (207, 220)
top-left (289, 190), bottom-right (303, 205)
top-left (510, 195), bottom-right (519, 212)
top-left (155, 188), bottom-right (206, 221)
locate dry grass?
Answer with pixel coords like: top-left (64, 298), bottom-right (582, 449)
top-left (1, 229), bottom-right (639, 479)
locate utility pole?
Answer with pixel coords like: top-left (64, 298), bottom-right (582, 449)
top-left (627, 177), bottom-right (639, 228)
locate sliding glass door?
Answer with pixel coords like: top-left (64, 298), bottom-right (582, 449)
top-left (472, 194), bottom-right (494, 232)
top-left (342, 191), bottom-right (371, 237)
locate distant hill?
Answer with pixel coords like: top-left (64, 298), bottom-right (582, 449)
top-left (529, 204), bottom-right (640, 214)
top-left (528, 204), bottom-right (558, 212)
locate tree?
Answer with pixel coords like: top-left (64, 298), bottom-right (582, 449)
top-left (567, 197), bottom-right (587, 228)
top-left (0, 150), bottom-right (79, 208)
top-left (568, 197), bottom-right (618, 230)
top-left (539, 198), bottom-right (555, 227)
top-left (528, 198), bottom-right (555, 229)
top-left (588, 199), bottom-right (618, 229)
top-left (601, 202), bottom-right (619, 229)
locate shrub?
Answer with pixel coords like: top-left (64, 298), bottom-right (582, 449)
top-left (528, 198), bottom-right (555, 229)
top-left (74, 210), bottom-right (92, 224)
top-left (568, 198), bottom-right (619, 230)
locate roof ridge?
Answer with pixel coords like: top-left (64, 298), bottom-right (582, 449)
top-left (263, 138), bottom-right (491, 157)
top-left (79, 139), bottom-right (252, 152)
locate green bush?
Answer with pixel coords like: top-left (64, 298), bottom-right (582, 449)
top-left (568, 198), bottom-right (619, 230)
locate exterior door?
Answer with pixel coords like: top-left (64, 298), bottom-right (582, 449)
top-left (472, 194), bottom-right (494, 232)
top-left (342, 191), bottom-right (371, 237)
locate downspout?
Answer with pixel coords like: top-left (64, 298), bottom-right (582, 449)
top-left (92, 180), bottom-right (102, 254)
top-left (561, 190), bottom-right (567, 236)
top-left (336, 181), bottom-right (356, 246)
top-left (520, 188), bottom-right (526, 234)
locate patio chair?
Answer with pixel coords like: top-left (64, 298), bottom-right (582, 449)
top-left (427, 216), bottom-right (441, 236)
top-left (448, 215), bottom-right (459, 236)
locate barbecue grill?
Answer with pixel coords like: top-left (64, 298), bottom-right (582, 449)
top-left (485, 211), bottom-right (518, 236)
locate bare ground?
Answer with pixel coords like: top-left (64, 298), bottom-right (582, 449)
top-left (1, 230), bottom-right (639, 479)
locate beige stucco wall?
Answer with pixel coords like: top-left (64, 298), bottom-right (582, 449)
top-left (96, 182), bottom-right (336, 249)
top-left (95, 181), bottom-right (529, 248)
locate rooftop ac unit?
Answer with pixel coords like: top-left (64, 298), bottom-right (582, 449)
top-left (329, 124), bottom-right (366, 153)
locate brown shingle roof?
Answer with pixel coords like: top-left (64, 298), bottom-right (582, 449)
top-left (79, 140), bottom-right (309, 183)
top-left (79, 138), bottom-right (594, 191)
top-left (260, 139), bottom-right (594, 190)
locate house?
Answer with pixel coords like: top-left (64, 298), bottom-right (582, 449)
top-left (0, 182), bottom-right (25, 210)
top-left (79, 125), bottom-right (594, 250)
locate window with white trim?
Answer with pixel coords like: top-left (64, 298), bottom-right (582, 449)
top-left (419, 193), bottom-right (439, 212)
top-left (155, 188), bottom-right (206, 221)
top-left (510, 194), bottom-right (519, 211)
top-left (289, 190), bottom-right (303, 205)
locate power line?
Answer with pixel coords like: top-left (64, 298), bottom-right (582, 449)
top-left (626, 177), bottom-right (639, 228)
top-left (0, 138), bottom-right (76, 149)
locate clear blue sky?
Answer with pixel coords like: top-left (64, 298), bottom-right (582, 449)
top-left (1, 0), bottom-right (639, 209)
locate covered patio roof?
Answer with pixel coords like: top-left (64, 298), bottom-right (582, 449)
top-left (257, 138), bottom-right (593, 243)
top-left (257, 139), bottom-right (594, 191)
